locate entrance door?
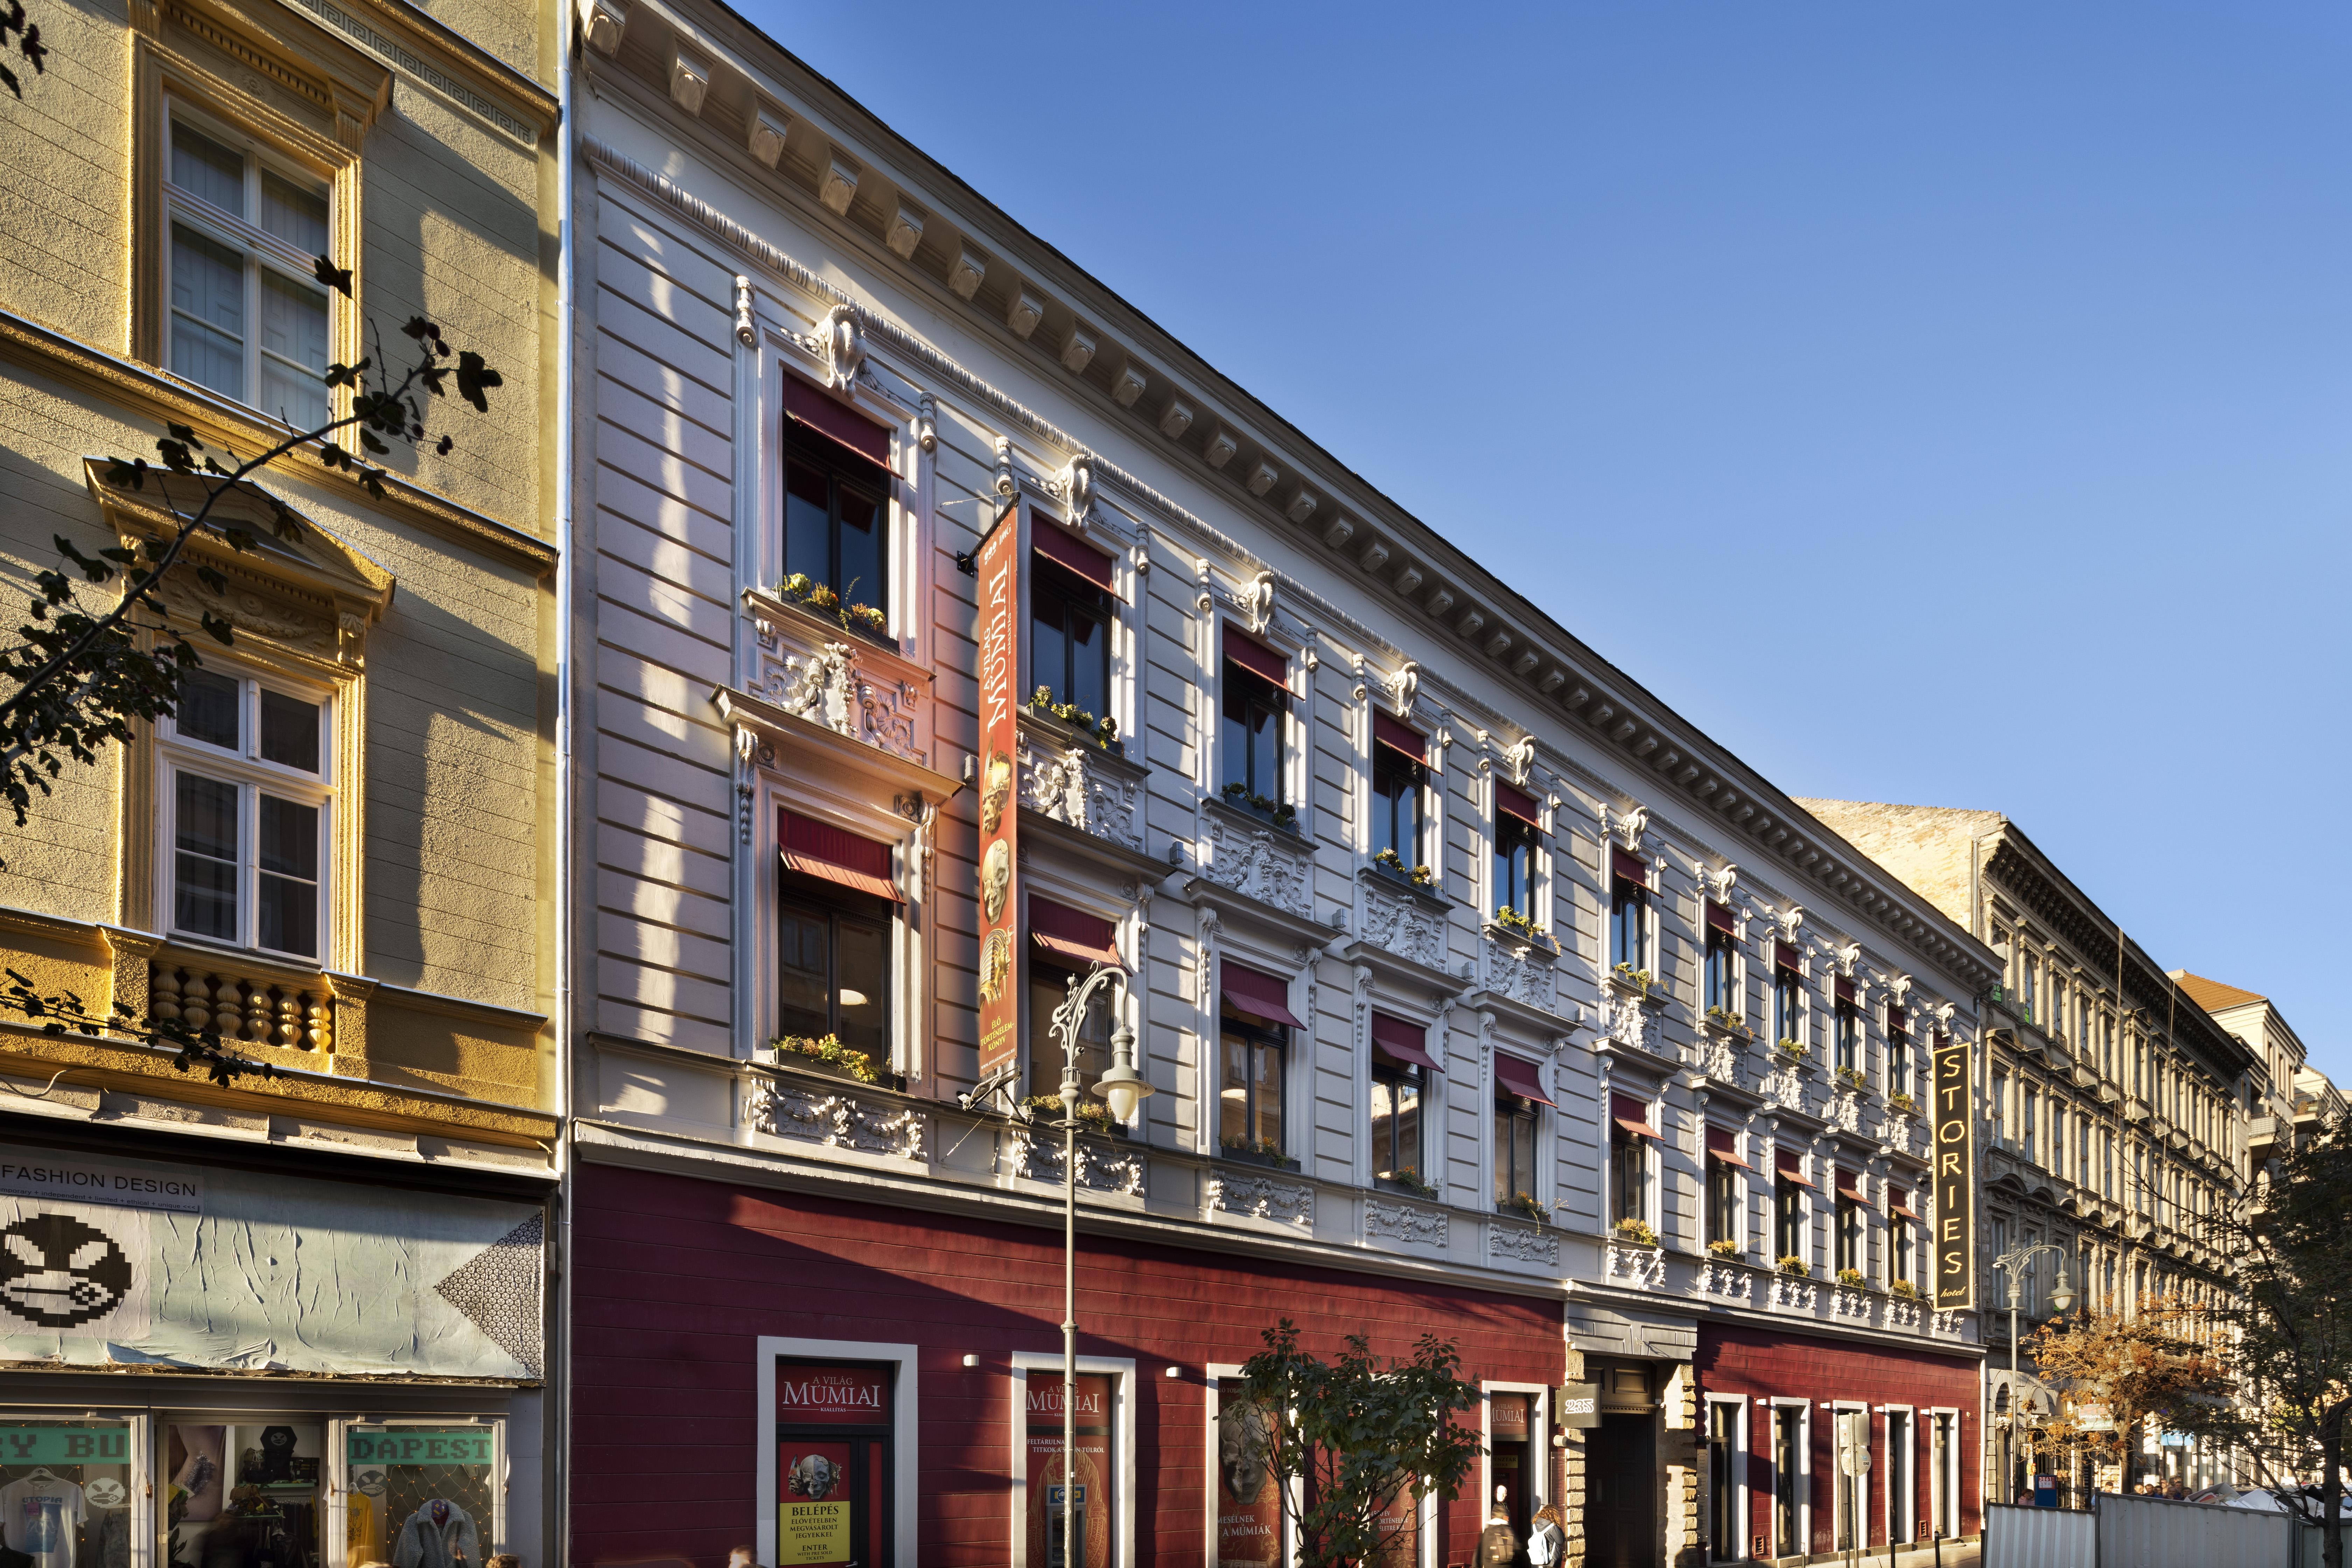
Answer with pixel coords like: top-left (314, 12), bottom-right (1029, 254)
top-left (1588, 1412), bottom-right (1659, 1568)
top-left (1491, 1391), bottom-right (1533, 1563)
top-left (1886, 1410), bottom-right (1913, 1544)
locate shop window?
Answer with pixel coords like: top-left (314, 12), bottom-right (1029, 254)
top-left (1030, 555), bottom-right (1110, 720)
top-left (772, 1362), bottom-right (894, 1568)
top-left (0, 1416), bottom-right (131, 1568)
top-left (346, 1425), bottom-right (500, 1568)
top-left (782, 426), bottom-right (888, 616)
top-left (163, 665), bottom-right (331, 961)
top-left (1609, 849), bottom-right (1648, 971)
top-left (1886, 1409), bottom-right (1914, 1543)
top-left (166, 1418), bottom-right (328, 1568)
top-left (165, 111), bottom-right (332, 429)
top-left (1772, 1406), bottom-right (1805, 1556)
top-left (1706, 1402), bottom-right (1742, 1564)
top-left (776, 810), bottom-right (897, 1060)
top-left (1025, 1372), bottom-right (1112, 1568)
top-left (1214, 1386), bottom-right (1281, 1568)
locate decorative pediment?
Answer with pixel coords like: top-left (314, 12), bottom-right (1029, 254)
top-left (84, 458), bottom-right (394, 665)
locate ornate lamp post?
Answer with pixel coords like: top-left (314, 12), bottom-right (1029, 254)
top-left (1993, 1241), bottom-right (2077, 1501)
top-left (1045, 961), bottom-right (1151, 1568)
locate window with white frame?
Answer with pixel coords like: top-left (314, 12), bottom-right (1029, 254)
top-left (161, 665), bottom-right (331, 960)
top-left (1703, 905), bottom-right (1739, 1019)
top-left (1772, 950), bottom-right (1803, 1049)
top-left (165, 109), bottom-right (333, 429)
top-left (1610, 849), bottom-right (1650, 972)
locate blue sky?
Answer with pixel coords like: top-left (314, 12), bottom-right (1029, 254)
top-left (750, 1), bottom-right (2352, 1085)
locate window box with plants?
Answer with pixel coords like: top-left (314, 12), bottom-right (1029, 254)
top-left (767, 1034), bottom-right (905, 1092)
top-left (1021, 1093), bottom-right (1129, 1138)
top-left (1707, 1239), bottom-right (1744, 1261)
top-left (1702, 1006), bottom-right (1751, 1038)
top-left (771, 573), bottom-right (896, 651)
top-left (1774, 1036), bottom-right (1811, 1065)
top-left (1364, 846), bottom-right (1443, 897)
top-left (1219, 1137), bottom-right (1300, 1172)
top-left (1835, 1065), bottom-right (1867, 1093)
top-left (1609, 963), bottom-right (1664, 1004)
top-left (1500, 1191), bottom-right (1551, 1225)
top-left (1776, 1254), bottom-right (1811, 1278)
top-left (1376, 1169), bottom-right (1441, 1200)
top-left (1889, 1279), bottom-right (1919, 1300)
top-left (1611, 1217), bottom-right (1658, 1247)
top-left (1888, 1090), bottom-right (1919, 1115)
top-left (1025, 687), bottom-right (1126, 758)
top-left (1214, 780), bottom-right (1303, 835)
top-left (1485, 906), bottom-right (1557, 954)
top-left (1835, 1267), bottom-right (1867, 1289)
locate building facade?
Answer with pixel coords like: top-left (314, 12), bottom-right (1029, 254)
top-left (2172, 972), bottom-right (2342, 1166)
top-left (561, 6), bottom-right (1993, 1568)
top-left (0, 0), bottom-right (563, 1559)
top-left (1800, 803), bottom-right (2261, 1501)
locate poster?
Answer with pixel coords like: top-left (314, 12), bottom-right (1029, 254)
top-left (1932, 1032), bottom-right (1974, 1309)
top-left (974, 499), bottom-right (1024, 1082)
top-left (1027, 1372), bottom-right (1110, 1568)
top-left (778, 1440), bottom-right (854, 1566)
top-left (1215, 1388), bottom-right (1280, 1568)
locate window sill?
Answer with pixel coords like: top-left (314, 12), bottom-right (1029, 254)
top-left (1017, 704), bottom-right (1140, 769)
top-left (1210, 791), bottom-right (1305, 836)
top-left (1606, 973), bottom-right (1667, 1008)
top-left (1481, 920), bottom-right (1556, 958)
top-left (1496, 1204), bottom-right (1552, 1227)
top-left (760, 1049), bottom-right (907, 1094)
top-left (1374, 1174), bottom-right (1441, 1200)
top-left (1217, 1146), bottom-right (1301, 1174)
top-left (1360, 862), bottom-right (1449, 909)
top-left (742, 584), bottom-right (918, 672)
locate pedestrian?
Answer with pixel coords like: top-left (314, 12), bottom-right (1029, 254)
top-left (726, 1547), bottom-right (765, 1568)
top-left (1476, 1487), bottom-right (1518, 1568)
top-left (1527, 1504), bottom-right (1565, 1568)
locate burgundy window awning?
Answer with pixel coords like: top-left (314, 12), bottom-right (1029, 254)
top-left (778, 808), bottom-right (901, 903)
top-left (1836, 1169), bottom-right (1868, 1205)
top-left (1223, 623), bottom-right (1289, 686)
top-left (1705, 900), bottom-right (1737, 936)
top-left (1496, 783), bottom-right (1541, 828)
top-left (1611, 1092), bottom-right (1656, 1141)
top-left (1371, 1011), bottom-right (1441, 1073)
top-left (1222, 960), bottom-right (1302, 1029)
top-left (1889, 1006), bottom-right (1909, 1034)
top-left (1835, 976), bottom-right (1856, 1004)
top-left (784, 375), bottom-right (892, 471)
top-left (1030, 896), bottom-right (1121, 969)
top-left (1612, 847), bottom-right (1649, 887)
top-left (1374, 710), bottom-right (1426, 763)
top-left (1035, 524), bottom-right (1118, 593)
top-left (1776, 1149), bottom-right (1813, 1188)
top-left (1889, 1185), bottom-right (1919, 1221)
top-left (1494, 1052), bottom-right (1554, 1108)
top-left (1775, 941), bottom-right (1803, 975)
top-left (1706, 1127), bottom-right (1750, 1169)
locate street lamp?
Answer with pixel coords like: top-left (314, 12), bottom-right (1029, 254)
top-left (1993, 1241), bottom-right (2076, 1501)
top-left (1046, 961), bottom-right (1151, 1568)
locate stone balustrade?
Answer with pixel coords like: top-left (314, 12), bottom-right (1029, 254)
top-left (150, 957), bottom-right (333, 1051)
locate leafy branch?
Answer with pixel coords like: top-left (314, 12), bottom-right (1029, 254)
top-left (0, 0), bottom-right (46, 99)
top-left (4, 969), bottom-right (272, 1088)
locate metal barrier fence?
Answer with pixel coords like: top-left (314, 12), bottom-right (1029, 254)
top-left (1984, 1502), bottom-right (2096, 1568)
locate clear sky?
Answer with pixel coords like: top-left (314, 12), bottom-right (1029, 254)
top-left (746, 1), bottom-right (2352, 1085)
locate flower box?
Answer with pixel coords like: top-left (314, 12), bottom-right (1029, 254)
top-left (1611, 1218), bottom-right (1657, 1246)
top-left (1217, 787), bottom-right (1303, 835)
top-left (1377, 1171), bottom-right (1441, 1199)
top-left (1707, 1239), bottom-right (1743, 1260)
top-left (1776, 1255), bottom-right (1811, 1278)
top-left (1218, 1142), bottom-right (1300, 1173)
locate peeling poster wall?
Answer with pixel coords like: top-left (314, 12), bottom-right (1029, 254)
top-left (0, 1150), bottom-right (543, 1378)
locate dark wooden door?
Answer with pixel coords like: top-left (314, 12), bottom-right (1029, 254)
top-left (1589, 1413), bottom-right (1659, 1568)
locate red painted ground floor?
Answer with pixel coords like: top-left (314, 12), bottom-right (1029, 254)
top-left (1696, 1324), bottom-right (1980, 1562)
top-left (570, 1160), bottom-right (1571, 1568)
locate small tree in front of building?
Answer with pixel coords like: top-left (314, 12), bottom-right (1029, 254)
top-left (2022, 1292), bottom-right (2231, 1495)
top-left (1236, 1318), bottom-right (1483, 1568)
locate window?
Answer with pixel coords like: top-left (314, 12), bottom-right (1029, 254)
top-left (778, 885), bottom-right (891, 1060)
top-left (1703, 916), bottom-right (1738, 1017)
top-left (1028, 962), bottom-right (1110, 1106)
top-left (1772, 959), bottom-right (1802, 1048)
top-left (1609, 1124), bottom-right (1648, 1226)
top-left (1611, 853), bottom-right (1649, 971)
top-left (2052, 975), bottom-right (2068, 1041)
top-left (1220, 660), bottom-right (1286, 804)
top-left (1991, 1070), bottom-right (2009, 1144)
top-left (783, 432), bottom-right (888, 614)
top-left (164, 113), bottom-right (332, 429)
top-left (1775, 1167), bottom-right (1807, 1261)
top-left (1773, 1406), bottom-right (1805, 1556)
top-left (1493, 810), bottom-right (1538, 921)
top-left (1706, 1146), bottom-right (1742, 1249)
top-left (1834, 998), bottom-right (1859, 1074)
top-left (1835, 1192), bottom-right (1862, 1275)
top-left (1707, 1402), bottom-right (1743, 1565)
top-left (162, 666), bottom-right (330, 959)
top-left (1496, 1089), bottom-right (1540, 1210)
top-left (2021, 1228), bottom-right (2040, 1314)
top-left (1219, 1006), bottom-right (1287, 1155)
top-left (1370, 738), bottom-right (1424, 866)
top-left (1892, 1212), bottom-right (1916, 1285)
top-left (1029, 557), bottom-right (1109, 718)
top-left (1887, 1014), bottom-right (1910, 1099)
top-left (2022, 1087), bottom-right (2038, 1165)
top-left (1369, 1050), bottom-right (1423, 1183)
top-left (3, 1415), bottom-right (131, 1568)
top-left (2104, 1130), bottom-right (2116, 1199)
top-left (2078, 1113), bottom-right (2091, 1186)
top-left (2023, 953), bottom-right (2039, 1018)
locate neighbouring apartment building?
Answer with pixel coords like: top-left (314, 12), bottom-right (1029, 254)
top-left (561, 5), bottom-right (1994, 1567)
top-left (1800, 803), bottom-right (2261, 1502)
top-left (2172, 972), bottom-right (2343, 1166)
top-left (0, 0), bottom-right (563, 1558)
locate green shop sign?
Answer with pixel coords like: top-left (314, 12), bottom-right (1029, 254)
top-left (0, 1428), bottom-right (129, 1464)
top-left (347, 1430), bottom-right (494, 1467)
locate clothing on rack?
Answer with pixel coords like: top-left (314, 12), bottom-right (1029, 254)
top-left (0, 1475), bottom-right (85, 1568)
top-left (390, 1500), bottom-right (478, 1568)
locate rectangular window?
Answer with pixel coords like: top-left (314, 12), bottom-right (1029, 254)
top-left (1707, 1157), bottom-right (1740, 1248)
top-left (1493, 812), bottom-right (1538, 921)
top-left (1707, 1403), bottom-right (1742, 1564)
top-left (1704, 924), bottom-right (1737, 1017)
top-left (0, 1416), bottom-right (132, 1568)
top-left (772, 1363), bottom-right (894, 1568)
top-left (1609, 1124), bottom-right (1647, 1225)
top-left (1220, 660), bottom-right (1286, 805)
top-left (1028, 962), bottom-right (1110, 1106)
top-left (1029, 557), bottom-right (1110, 719)
top-left (1370, 741), bottom-right (1423, 866)
top-left (166, 113), bottom-right (332, 429)
top-left (1496, 1091), bottom-right (1539, 1210)
top-left (1773, 962), bottom-right (1802, 1049)
top-left (1219, 1008), bottom-right (1287, 1156)
top-left (1892, 1216), bottom-right (1915, 1284)
top-left (778, 887), bottom-right (892, 1061)
top-left (1025, 1371), bottom-right (1112, 1568)
top-left (2022, 1089), bottom-right (2038, 1166)
top-left (783, 437), bottom-right (889, 619)
top-left (1991, 1070), bottom-right (2009, 1144)
top-left (1775, 1174), bottom-right (1807, 1262)
top-left (1886, 1409), bottom-right (1914, 1544)
top-left (1611, 867), bottom-right (1648, 972)
top-left (1887, 1018), bottom-right (1910, 1099)
top-left (1834, 1000), bottom-right (1858, 1073)
top-left (1369, 1051), bottom-right (1423, 1183)
top-left (1835, 1196), bottom-right (1861, 1274)
top-left (1773, 1406), bottom-right (1805, 1556)
top-left (163, 666), bottom-right (330, 960)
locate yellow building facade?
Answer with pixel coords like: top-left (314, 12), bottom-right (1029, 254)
top-left (0, 0), bottom-right (563, 1555)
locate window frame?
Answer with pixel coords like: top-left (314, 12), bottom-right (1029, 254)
top-left (1771, 1399), bottom-right (1811, 1558)
top-left (1703, 923), bottom-right (1740, 1017)
top-left (1610, 871), bottom-right (1650, 972)
top-left (1772, 962), bottom-right (1804, 1049)
top-left (1608, 1120), bottom-right (1651, 1227)
top-left (156, 664), bottom-right (335, 962)
top-left (1369, 741), bottom-right (1425, 867)
top-left (1027, 955), bottom-right (1112, 1107)
top-left (1494, 1085), bottom-right (1541, 1213)
top-left (1774, 1170), bottom-right (1808, 1263)
top-left (1368, 1050), bottom-right (1425, 1185)
top-left (1218, 1007), bottom-right (1289, 1157)
top-left (1705, 1150), bottom-right (1742, 1249)
top-left (1492, 809), bottom-right (1539, 922)
top-left (775, 876), bottom-right (896, 1058)
top-left (781, 428), bottom-right (893, 620)
top-left (1704, 1395), bottom-right (1748, 1565)
top-left (1218, 658), bottom-right (1288, 806)
top-left (1027, 554), bottom-right (1111, 720)
top-left (1834, 1193), bottom-right (1862, 1276)
top-left (1834, 998), bottom-right (1859, 1074)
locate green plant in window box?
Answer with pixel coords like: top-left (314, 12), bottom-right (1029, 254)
top-left (1611, 961), bottom-right (1655, 995)
top-left (1504, 1191), bottom-right (1551, 1225)
top-left (1890, 1090), bottom-right (1919, 1114)
top-left (1707, 1239), bottom-right (1743, 1260)
top-left (1836, 1267), bottom-right (1867, 1288)
top-left (769, 1032), bottom-right (881, 1083)
top-left (1890, 1279), bottom-right (1920, 1300)
top-left (1384, 1168), bottom-right (1439, 1198)
top-left (1022, 1093), bottom-right (1120, 1135)
top-left (1704, 1006), bottom-right (1747, 1034)
top-left (1836, 1065), bottom-right (1866, 1091)
top-left (1776, 1254), bottom-right (1811, 1278)
top-left (1490, 906), bottom-right (1544, 941)
top-left (1611, 1217), bottom-right (1657, 1247)
top-left (1776, 1037), bottom-right (1809, 1060)
top-left (1224, 780), bottom-right (1300, 831)
top-left (1367, 848), bottom-right (1434, 889)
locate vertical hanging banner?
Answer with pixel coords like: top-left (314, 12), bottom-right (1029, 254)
top-left (974, 498), bottom-right (1024, 1082)
top-left (1932, 1032), bottom-right (1974, 1309)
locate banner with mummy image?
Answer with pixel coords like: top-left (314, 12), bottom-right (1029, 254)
top-left (0, 1144), bottom-right (545, 1380)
